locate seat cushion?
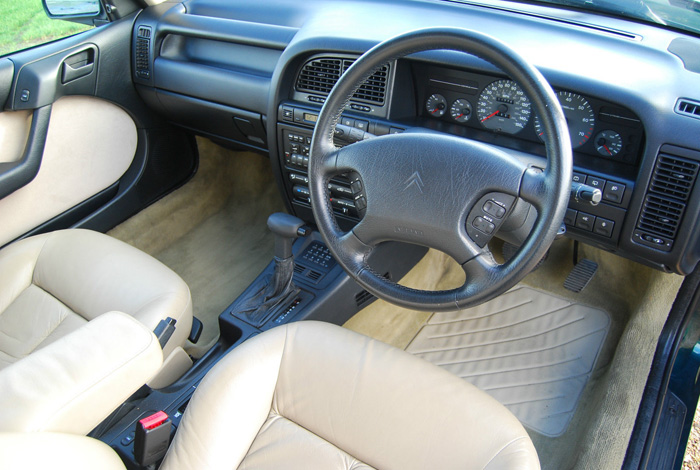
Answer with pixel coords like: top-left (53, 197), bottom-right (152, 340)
top-left (0, 229), bottom-right (192, 368)
top-left (0, 432), bottom-right (127, 470)
top-left (161, 321), bottom-right (540, 470)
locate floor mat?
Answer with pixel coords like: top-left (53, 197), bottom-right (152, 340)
top-left (406, 286), bottom-right (610, 437)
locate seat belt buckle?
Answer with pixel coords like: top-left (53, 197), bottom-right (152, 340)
top-left (134, 411), bottom-right (172, 466)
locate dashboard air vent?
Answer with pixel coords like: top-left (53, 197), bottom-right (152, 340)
top-left (635, 152), bottom-right (698, 251)
top-left (296, 57), bottom-right (389, 105)
top-left (638, 194), bottom-right (685, 239)
top-left (135, 26), bottom-right (152, 80)
top-left (296, 58), bottom-right (342, 95)
top-left (649, 155), bottom-right (699, 201)
top-left (676, 99), bottom-right (700, 120)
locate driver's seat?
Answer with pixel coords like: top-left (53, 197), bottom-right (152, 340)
top-left (0, 321), bottom-right (540, 469)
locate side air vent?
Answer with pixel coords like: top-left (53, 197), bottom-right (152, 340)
top-left (635, 153), bottom-right (699, 251)
top-left (135, 26), bottom-right (152, 80)
top-left (638, 194), bottom-right (685, 239)
top-left (296, 57), bottom-right (389, 105)
top-left (649, 155), bottom-right (699, 201)
top-left (676, 99), bottom-right (700, 120)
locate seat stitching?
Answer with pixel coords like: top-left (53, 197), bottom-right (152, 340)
top-left (481, 435), bottom-right (529, 469)
top-left (259, 411), bottom-right (372, 469)
top-left (270, 325), bottom-right (290, 415)
top-left (31, 232), bottom-right (56, 288)
top-left (0, 235), bottom-right (51, 318)
top-left (0, 284), bottom-right (77, 363)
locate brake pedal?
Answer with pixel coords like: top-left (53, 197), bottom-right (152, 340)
top-left (564, 259), bottom-right (598, 293)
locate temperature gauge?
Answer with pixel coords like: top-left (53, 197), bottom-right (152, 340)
top-left (426, 93), bottom-right (447, 118)
top-left (450, 99), bottom-right (472, 123)
top-left (594, 130), bottom-right (623, 157)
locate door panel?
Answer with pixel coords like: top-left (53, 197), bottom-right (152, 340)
top-left (0, 13), bottom-right (197, 246)
top-left (0, 111), bottom-right (31, 164)
top-left (0, 96), bottom-right (137, 246)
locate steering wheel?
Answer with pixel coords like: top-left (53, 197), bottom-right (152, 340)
top-left (308, 28), bottom-right (572, 312)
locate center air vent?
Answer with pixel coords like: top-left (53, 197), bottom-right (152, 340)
top-left (635, 153), bottom-right (699, 252)
top-left (296, 57), bottom-right (389, 105)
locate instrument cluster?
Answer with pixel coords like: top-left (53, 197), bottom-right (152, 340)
top-left (416, 65), bottom-right (644, 164)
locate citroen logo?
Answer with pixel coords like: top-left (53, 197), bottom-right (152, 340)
top-left (404, 171), bottom-right (425, 194)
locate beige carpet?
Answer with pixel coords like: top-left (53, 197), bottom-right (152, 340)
top-left (345, 239), bottom-right (683, 470)
top-left (109, 138), bottom-right (286, 352)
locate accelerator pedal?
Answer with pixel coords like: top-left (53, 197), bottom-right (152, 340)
top-left (564, 259), bottom-right (598, 293)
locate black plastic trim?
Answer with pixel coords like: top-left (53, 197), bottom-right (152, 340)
top-left (0, 105), bottom-right (51, 199)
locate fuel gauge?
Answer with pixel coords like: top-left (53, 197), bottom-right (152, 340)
top-left (594, 130), bottom-right (623, 157)
top-left (426, 94), bottom-right (447, 118)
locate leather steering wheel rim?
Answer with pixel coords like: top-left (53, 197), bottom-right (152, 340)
top-left (308, 27), bottom-right (572, 312)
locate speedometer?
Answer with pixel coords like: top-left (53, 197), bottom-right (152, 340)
top-left (477, 79), bottom-right (531, 135)
top-left (534, 91), bottom-right (595, 149)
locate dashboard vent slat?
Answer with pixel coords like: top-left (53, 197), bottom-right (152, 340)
top-left (638, 194), bottom-right (684, 238)
top-left (649, 155), bottom-right (699, 202)
top-left (676, 99), bottom-right (700, 120)
top-left (296, 57), bottom-right (389, 105)
top-left (134, 26), bottom-right (152, 80)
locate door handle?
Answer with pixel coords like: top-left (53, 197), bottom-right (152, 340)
top-left (61, 49), bottom-right (95, 84)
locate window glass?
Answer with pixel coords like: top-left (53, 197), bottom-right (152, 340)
top-left (0, 1), bottom-right (93, 57)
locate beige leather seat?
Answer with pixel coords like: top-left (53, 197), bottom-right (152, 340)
top-left (0, 321), bottom-right (540, 469)
top-left (0, 229), bottom-right (192, 434)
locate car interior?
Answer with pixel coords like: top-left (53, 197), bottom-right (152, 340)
top-left (1, 0), bottom-right (700, 468)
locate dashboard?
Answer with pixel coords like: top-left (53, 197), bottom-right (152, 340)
top-left (131, 0), bottom-right (700, 275)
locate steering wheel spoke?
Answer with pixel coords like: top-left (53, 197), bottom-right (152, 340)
top-left (520, 167), bottom-right (549, 209)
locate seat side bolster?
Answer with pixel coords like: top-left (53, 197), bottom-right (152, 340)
top-left (0, 432), bottom-right (126, 470)
top-left (483, 436), bottom-right (541, 470)
top-left (0, 311), bottom-right (163, 434)
top-left (160, 327), bottom-right (288, 470)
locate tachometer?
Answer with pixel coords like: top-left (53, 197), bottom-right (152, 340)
top-left (477, 79), bottom-right (531, 134)
top-left (426, 93), bottom-right (447, 117)
top-left (534, 91), bottom-right (595, 149)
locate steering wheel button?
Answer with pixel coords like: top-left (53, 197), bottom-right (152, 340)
top-left (483, 200), bottom-right (506, 218)
top-left (350, 180), bottom-right (363, 193)
top-left (473, 216), bottom-right (495, 234)
top-left (355, 196), bottom-right (367, 211)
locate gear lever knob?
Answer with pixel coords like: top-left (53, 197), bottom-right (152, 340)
top-left (267, 213), bottom-right (308, 259)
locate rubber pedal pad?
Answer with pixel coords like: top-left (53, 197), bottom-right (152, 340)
top-left (564, 259), bottom-right (598, 293)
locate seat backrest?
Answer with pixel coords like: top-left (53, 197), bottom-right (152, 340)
top-left (160, 321), bottom-right (540, 470)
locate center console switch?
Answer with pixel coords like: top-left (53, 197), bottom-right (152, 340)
top-left (278, 103), bottom-right (405, 230)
